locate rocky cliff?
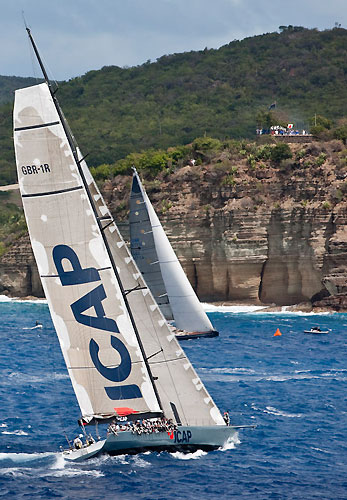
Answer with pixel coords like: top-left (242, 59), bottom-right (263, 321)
top-left (1, 139), bottom-right (346, 309)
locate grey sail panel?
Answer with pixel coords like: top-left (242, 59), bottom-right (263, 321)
top-left (77, 161), bottom-right (225, 427)
top-left (13, 83), bottom-right (161, 421)
top-left (129, 175), bottom-right (173, 320)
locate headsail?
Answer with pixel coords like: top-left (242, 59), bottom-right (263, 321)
top-left (129, 170), bottom-right (216, 334)
top-left (13, 83), bottom-right (224, 427)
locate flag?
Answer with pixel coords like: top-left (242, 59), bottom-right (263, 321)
top-left (268, 102), bottom-right (276, 110)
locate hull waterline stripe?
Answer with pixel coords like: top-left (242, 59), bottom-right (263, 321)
top-left (15, 120), bottom-right (60, 131)
top-left (22, 185), bottom-right (83, 198)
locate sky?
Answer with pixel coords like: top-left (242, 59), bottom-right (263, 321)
top-left (0, 0), bottom-right (346, 81)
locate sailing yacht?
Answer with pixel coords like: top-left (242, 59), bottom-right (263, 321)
top-left (13, 29), bottom-right (247, 460)
top-left (129, 169), bottom-right (218, 340)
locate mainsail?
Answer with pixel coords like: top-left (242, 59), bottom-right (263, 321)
top-left (129, 170), bottom-right (216, 334)
top-left (13, 81), bottom-right (224, 428)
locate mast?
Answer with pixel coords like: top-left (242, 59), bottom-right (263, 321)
top-left (25, 29), bottom-right (163, 414)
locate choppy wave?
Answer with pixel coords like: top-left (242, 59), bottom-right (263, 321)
top-left (202, 303), bottom-right (335, 315)
top-left (311, 447), bottom-right (332, 454)
top-left (0, 452), bottom-right (55, 463)
top-left (4, 371), bottom-right (69, 384)
top-left (0, 452), bottom-right (104, 479)
top-left (48, 468), bottom-right (104, 478)
top-left (170, 449), bottom-right (207, 460)
top-left (1, 429), bottom-right (29, 436)
top-left (199, 367), bottom-right (347, 383)
top-left (251, 404), bottom-right (303, 418)
top-left (264, 406), bottom-right (303, 418)
top-left (219, 432), bottom-right (240, 451)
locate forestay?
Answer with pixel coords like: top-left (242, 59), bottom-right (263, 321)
top-left (129, 170), bottom-right (215, 334)
top-left (13, 83), bottom-right (224, 427)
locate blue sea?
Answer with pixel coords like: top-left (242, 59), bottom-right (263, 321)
top-left (0, 298), bottom-right (346, 500)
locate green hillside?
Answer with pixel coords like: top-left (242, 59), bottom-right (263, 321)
top-left (0, 75), bottom-right (44, 105)
top-left (0, 26), bottom-right (346, 185)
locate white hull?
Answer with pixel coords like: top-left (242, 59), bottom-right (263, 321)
top-left (62, 439), bottom-right (106, 462)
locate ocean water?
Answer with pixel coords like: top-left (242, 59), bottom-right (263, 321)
top-left (0, 298), bottom-right (346, 499)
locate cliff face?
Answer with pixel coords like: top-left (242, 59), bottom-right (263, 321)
top-left (155, 208), bottom-right (346, 308)
top-left (1, 140), bottom-right (346, 309)
top-left (104, 139), bottom-right (347, 310)
top-left (0, 234), bottom-right (43, 298)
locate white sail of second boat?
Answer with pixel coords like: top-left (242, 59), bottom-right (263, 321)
top-left (129, 170), bottom-right (217, 336)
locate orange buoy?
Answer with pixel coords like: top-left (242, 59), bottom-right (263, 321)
top-left (274, 328), bottom-right (282, 336)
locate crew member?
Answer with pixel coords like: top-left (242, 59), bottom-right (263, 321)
top-left (223, 411), bottom-right (230, 426)
top-left (73, 434), bottom-right (83, 449)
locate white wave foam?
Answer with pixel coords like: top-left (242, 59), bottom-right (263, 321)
top-left (0, 295), bottom-right (12, 302)
top-left (1, 430), bottom-right (28, 436)
top-left (201, 367), bottom-right (255, 374)
top-left (0, 452), bottom-right (54, 463)
top-left (311, 447), bottom-right (331, 454)
top-left (0, 294), bottom-right (47, 304)
top-left (131, 456), bottom-right (150, 468)
top-left (261, 310), bottom-right (333, 316)
top-left (0, 467), bottom-right (26, 478)
top-left (7, 372), bottom-right (47, 384)
top-left (202, 303), bottom-right (268, 313)
top-left (219, 432), bottom-right (240, 451)
top-left (50, 468), bottom-right (104, 478)
top-left (252, 405), bottom-right (302, 418)
top-left (0, 423), bottom-right (8, 428)
top-left (51, 453), bottom-right (65, 470)
top-left (170, 449), bottom-right (207, 460)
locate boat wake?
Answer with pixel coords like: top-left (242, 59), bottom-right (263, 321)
top-left (0, 451), bottom-right (104, 479)
top-left (0, 451), bottom-right (56, 465)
